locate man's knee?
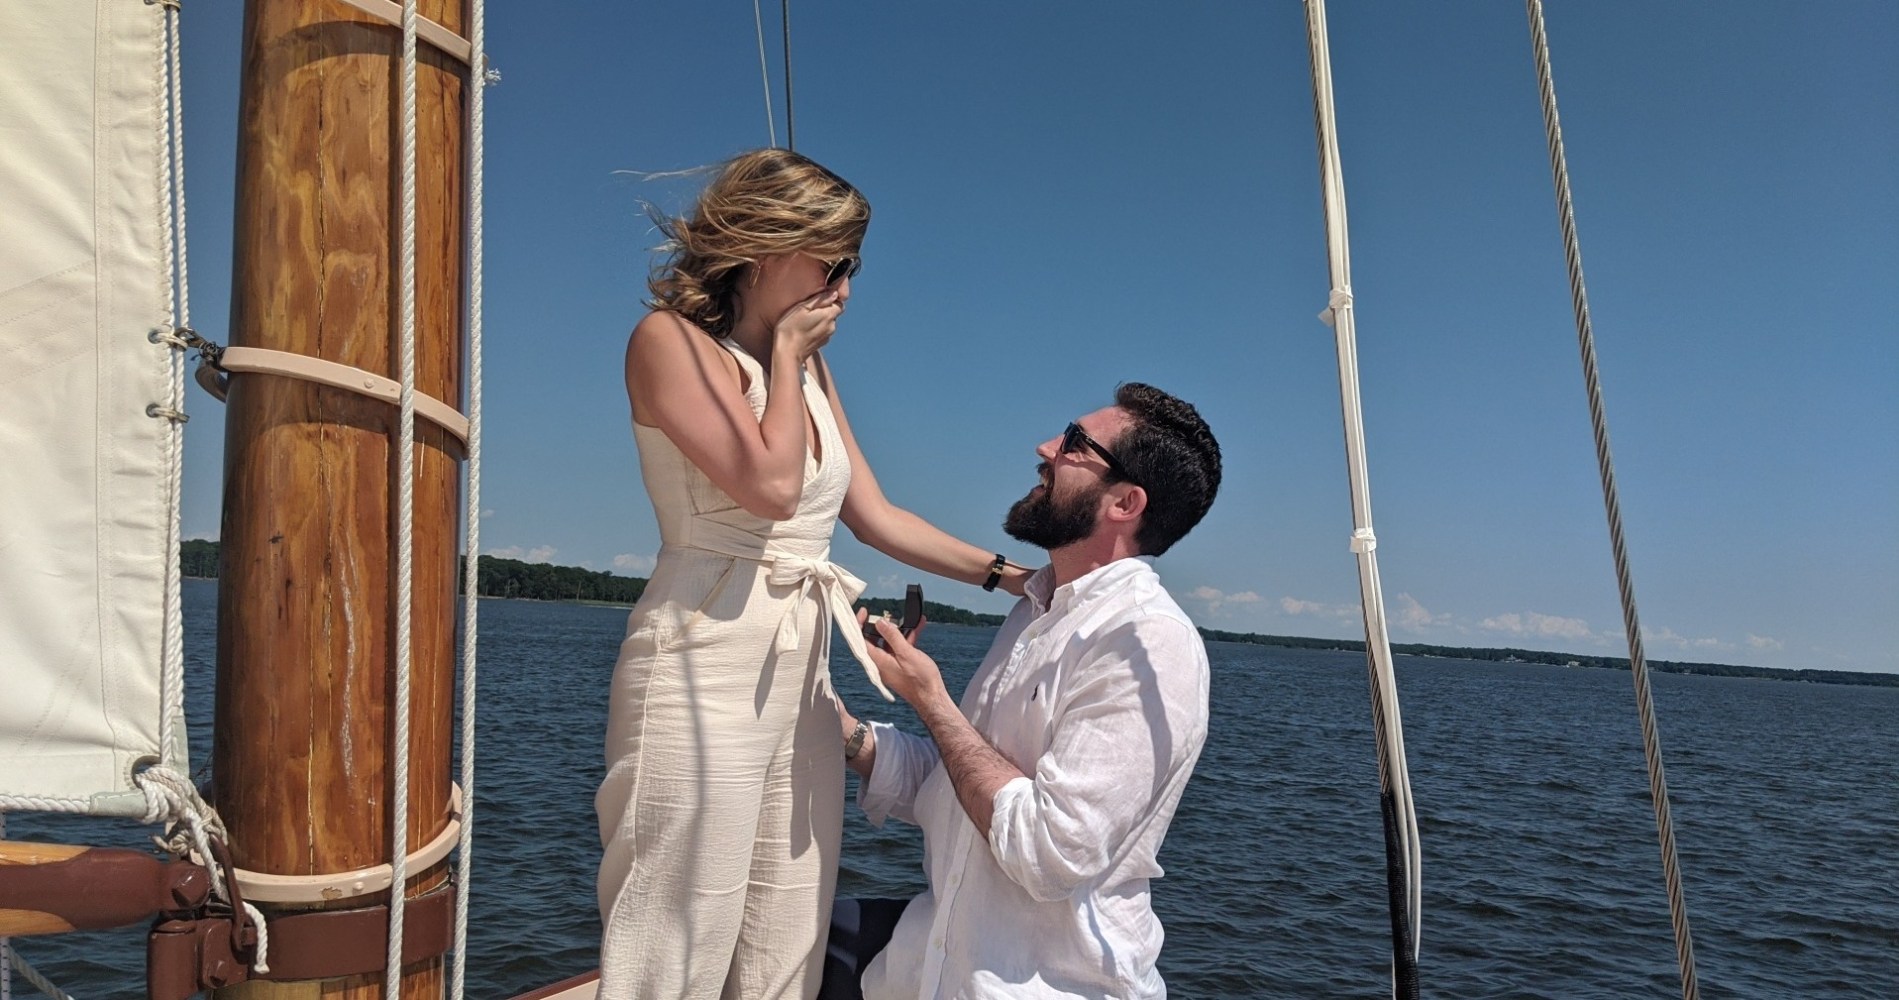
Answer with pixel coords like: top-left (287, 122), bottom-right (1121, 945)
top-left (818, 897), bottom-right (910, 1000)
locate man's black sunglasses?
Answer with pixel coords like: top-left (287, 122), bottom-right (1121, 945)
top-left (1061, 422), bottom-right (1139, 486)
top-left (823, 255), bottom-right (862, 286)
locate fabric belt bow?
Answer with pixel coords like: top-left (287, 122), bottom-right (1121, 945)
top-left (767, 554), bottom-right (892, 701)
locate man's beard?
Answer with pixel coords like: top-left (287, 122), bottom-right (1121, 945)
top-left (1004, 476), bottom-right (1103, 551)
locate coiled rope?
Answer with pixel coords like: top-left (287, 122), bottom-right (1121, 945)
top-left (1523, 3), bottom-right (1699, 998)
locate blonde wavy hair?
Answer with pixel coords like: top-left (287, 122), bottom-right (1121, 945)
top-left (647, 149), bottom-right (870, 339)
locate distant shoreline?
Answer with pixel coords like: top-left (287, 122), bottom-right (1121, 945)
top-left (1192, 627), bottom-right (1899, 689)
top-left (179, 542), bottom-right (1895, 688)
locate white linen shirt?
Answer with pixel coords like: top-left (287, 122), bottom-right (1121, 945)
top-left (859, 558), bottom-right (1211, 1000)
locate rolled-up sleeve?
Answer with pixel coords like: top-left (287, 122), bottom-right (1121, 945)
top-left (986, 616), bottom-right (1203, 902)
top-left (858, 721), bottom-right (940, 827)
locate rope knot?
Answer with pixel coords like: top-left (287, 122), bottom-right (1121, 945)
top-left (1319, 286), bottom-right (1355, 328)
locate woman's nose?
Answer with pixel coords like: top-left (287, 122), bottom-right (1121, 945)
top-left (833, 277), bottom-right (851, 303)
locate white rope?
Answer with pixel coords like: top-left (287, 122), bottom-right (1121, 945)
top-left (0, 950), bottom-right (74, 1000)
top-left (386, 2), bottom-right (421, 996)
top-left (449, 0), bottom-right (488, 993)
top-left (0, 812), bottom-right (75, 1000)
top-left (1301, 3), bottom-right (1421, 995)
top-left (157, 0), bottom-right (191, 776)
top-left (1522, 3), bottom-right (1699, 996)
top-left (751, 0), bottom-right (778, 147)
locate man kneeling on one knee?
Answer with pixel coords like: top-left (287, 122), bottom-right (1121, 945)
top-left (827, 383), bottom-right (1222, 1000)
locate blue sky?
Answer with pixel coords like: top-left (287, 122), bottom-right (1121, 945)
top-left (175, 2), bottom-right (1896, 673)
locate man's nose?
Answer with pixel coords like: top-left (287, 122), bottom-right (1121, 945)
top-left (1035, 437), bottom-right (1059, 463)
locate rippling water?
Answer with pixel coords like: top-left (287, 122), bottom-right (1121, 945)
top-left (11, 580), bottom-right (1896, 997)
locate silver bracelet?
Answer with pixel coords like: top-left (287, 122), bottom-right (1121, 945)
top-left (843, 719), bottom-right (871, 760)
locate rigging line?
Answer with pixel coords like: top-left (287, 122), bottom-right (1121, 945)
top-left (752, 0), bottom-right (778, 147)
top-left (450, 0), bottom-right (489, 995)
top-left (153, 0), bottom-right (183, 773)
top-left (781, 0), bottom-right (795, 150)
top-left (160, 0), bottom-right (190, 776)
top-left (1301, 3), bottom-right (1421, 996)
top-left (1523, 3), bottom-right (1699, 998)
top-left (387, 1), bottom-right (420, 997)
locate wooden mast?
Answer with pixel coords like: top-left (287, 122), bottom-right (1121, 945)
top-left (214, 1), bottom-right (466, 997)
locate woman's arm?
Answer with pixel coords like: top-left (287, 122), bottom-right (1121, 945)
top-left (811, 354), bottom-right (1034, 595)
top-left (626, 302), bottom-right (834, 521)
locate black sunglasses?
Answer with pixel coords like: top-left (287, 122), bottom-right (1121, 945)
top-left (1061, 422), bottom-right (1139, 486)
top-left (823, 255), bottom-right (862, 286)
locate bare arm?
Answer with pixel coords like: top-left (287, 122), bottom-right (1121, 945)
top-left (811, 354), bottom-right (1033, 595)
top-left (840, 701), bottom-right (877, 779)
top-left (861, 616), bottom-right (1024, 838)
top-left (626, 300), bottom-right (836, 520)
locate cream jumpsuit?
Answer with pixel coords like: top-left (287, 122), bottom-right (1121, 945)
top-left (596, 339), bottom-right (885, 999)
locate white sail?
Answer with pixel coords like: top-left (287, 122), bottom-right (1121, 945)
top-left (0, 0), bottom-right (177, 817)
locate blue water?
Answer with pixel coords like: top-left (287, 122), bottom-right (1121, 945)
top-left (9, 579), bottom-right (1896, 997)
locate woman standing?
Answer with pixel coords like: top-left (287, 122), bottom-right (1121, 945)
top-left (595, 149), bottom-right (1028, 999)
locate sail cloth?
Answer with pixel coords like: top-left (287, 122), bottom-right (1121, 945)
top-left (0, 1), bottom-right (177, 817)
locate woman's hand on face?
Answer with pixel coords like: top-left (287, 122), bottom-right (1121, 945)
top-left (773, 287), bottom-right (844, 360)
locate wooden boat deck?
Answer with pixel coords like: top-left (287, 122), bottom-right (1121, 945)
top-left (509, 970), bottom-right (600, 1000)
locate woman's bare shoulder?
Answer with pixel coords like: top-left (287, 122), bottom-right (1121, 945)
top-left (629, 309), bottom-right (704, 356)
top-left (626, 311), bottom-right (743, 399)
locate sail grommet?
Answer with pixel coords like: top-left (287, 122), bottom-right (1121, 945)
top-left (146, 402), bottom-right (189, 423)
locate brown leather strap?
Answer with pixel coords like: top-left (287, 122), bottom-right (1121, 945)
top-left (263, 882), bottom-right (455, 980)
top-left (147, 883), bottom-right (455, 998)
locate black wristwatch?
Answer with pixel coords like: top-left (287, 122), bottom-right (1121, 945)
top-left (981, 553), bottom-right (1007, 592)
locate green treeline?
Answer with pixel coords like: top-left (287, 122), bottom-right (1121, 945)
top-left (182, 540), bottom-right (646, 603)
top-left (182, 539), bottom-right (220, 578)
top-left (1195, 628), bottom-right (1899, 689)
top-left (475, 556), bottom-right (647, 603)
top-left (178, 540), bottom-right (1890, 686)
top-left (856, 596), bottom-right (1005, 628)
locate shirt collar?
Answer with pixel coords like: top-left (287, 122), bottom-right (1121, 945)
top-left (1023, 557), bottom-right (1153, 618)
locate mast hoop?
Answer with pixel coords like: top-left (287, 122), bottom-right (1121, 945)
top-left (229, 785), bottom-right (463, 904)
top-left (332, 0), bottom-right (472, 65)
top-left (201, 346), bottom-right (470, 446)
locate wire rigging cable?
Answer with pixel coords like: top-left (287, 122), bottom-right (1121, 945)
top-left (781, 0), bottom-right (796, 150)
top-left (1300, 3), bottom-right (1422, 997)
top-left (1522, 3), bottom-right (1700, 997)
top-left (751, 0), bottom-right (777, 147)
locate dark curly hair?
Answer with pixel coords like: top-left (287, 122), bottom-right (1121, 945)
top-left (1109, 383), bottom-right (1222, 556)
